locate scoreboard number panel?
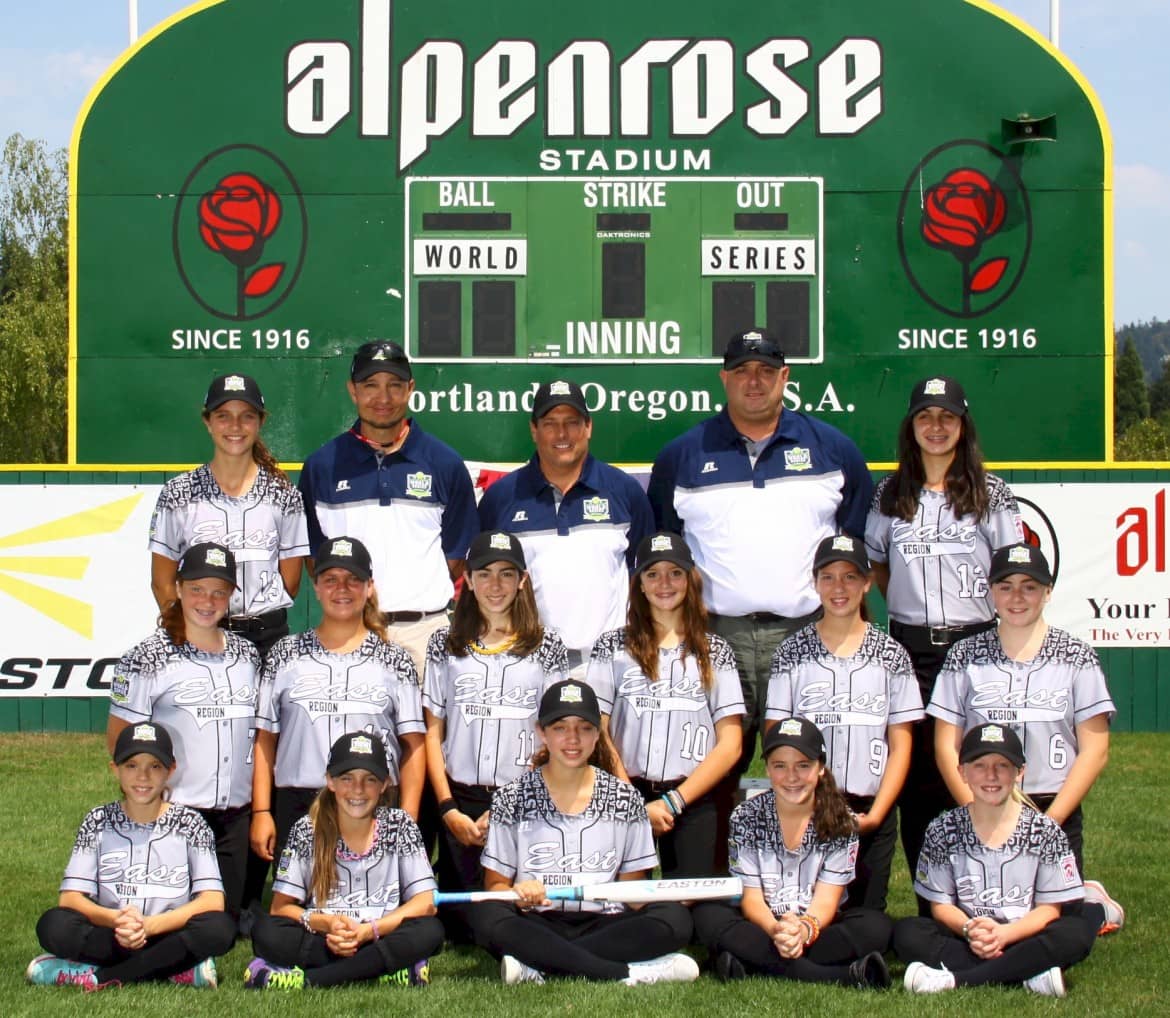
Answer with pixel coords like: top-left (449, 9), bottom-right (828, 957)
top-left (406, 176), bottom-right (823, 364)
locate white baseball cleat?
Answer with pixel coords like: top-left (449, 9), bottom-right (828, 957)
top-left (1023, 966), bottom-right (1066, 997)
top-left (1082, 879), bottom-right (1124, 935)
top-left (500, 955), bottom-right (545, 985)
top-left (903, 961), bottom-right (956, 993)
top-left (624, 952), bottom-right (700, 986)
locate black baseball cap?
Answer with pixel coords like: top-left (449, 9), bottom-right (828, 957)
top-left (988, 543), bottom-right (1053, 586)
top-left (538, 680), bottom-right (602, 727)
top-left (114, 721), bottom-right (176, 768)
top-left (762, 716), bottom-right (826, 762)
top-left (723, 329), bottom-right (786, 370)
top-left (204, 373), bottom-right (265, 412)
top-left (327, 731), bottom-right (389, 781)
top-left (531, 379), bottom-right (590, 421)
top-left (177, 542), bottom-right (238, 587)
top-left (959, 722), bottom-right (1025, 768)
top-left (351, 340), bottom-right (412, 382)
top-left (466, 531), bottom-right (527, 572)
top-left (315, 536), bottom-right (374, 581)
top-left (908, 376), bottom-right (968, 417)
top-left (634, 531), bottom-right (695, 574)
top-left (812, 533), bottom-right (870, 574)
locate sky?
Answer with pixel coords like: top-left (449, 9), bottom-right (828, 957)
top-left (0, 0), bottom-right (1165, 327)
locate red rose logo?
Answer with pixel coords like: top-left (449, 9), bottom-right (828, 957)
top-left (921, 168), bottom-right (1010, 314)
top-left (198, 172), bottom-right (285, 316)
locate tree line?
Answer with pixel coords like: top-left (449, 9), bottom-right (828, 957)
top-left (0, 130), bottom-right (1165, 464)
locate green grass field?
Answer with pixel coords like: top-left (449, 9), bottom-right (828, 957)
top-left (1, 732), bottom-right (1164, 1017)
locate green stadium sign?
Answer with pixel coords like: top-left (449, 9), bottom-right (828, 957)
top-left (71, 0), bottom-right (1109, 465)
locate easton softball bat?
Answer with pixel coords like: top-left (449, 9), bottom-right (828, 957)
top-left (433, 876), bottom-right (742, 905)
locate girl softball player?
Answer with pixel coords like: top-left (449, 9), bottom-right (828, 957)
top-left (245, 732), bottom-right (443, 990)
top-left (765, 534), bottom-right (923, 910)
top-left (895, 722), bottom-right (1098, 996)
top-left (864, 376), bottom-right (1022, 895)
top-left (469, 680), bottom-right (699, 985)
top-left (251, 536), bottom-right (425, 868)
top-left (29, 722), bottom-right (235, 990)
top-left (149, 373), bottom-right (309, 655)
top-left (423, 531), bottom-right (567, 895)
top-left (585, 531), bottom-right (744, 877)
top-left (928, 543), bottom-right (1123, 928)
top-left (107, 542), bottom-right (261, 919)
top-left (692, 717), bottom-right (892, 987)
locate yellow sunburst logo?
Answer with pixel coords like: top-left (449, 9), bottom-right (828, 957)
top-left (0, 493), bottom-right (142, 638)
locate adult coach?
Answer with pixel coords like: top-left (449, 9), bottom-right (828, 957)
top-left (298, 340), bottom-right (478, 671)
top-left (648, 329), bottom-right (872, 764)
top-left (478, 379), bottom-right (654, 673)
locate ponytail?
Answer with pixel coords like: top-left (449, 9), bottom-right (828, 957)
top-left (159, 597), bottom-right (186, 647)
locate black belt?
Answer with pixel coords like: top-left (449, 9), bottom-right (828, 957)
top-left (448, 779), bottom-right (499, 796)
top-left (889, 618), bottom-right (995, 648)
top-left (632, 776), bottom-right (684, 796)
top-left (713, 609), bottom-right (822, 625)
top-left (381, 608), bottom-right (447, 624)
top-left (223, 608), bottom-right (287, 634)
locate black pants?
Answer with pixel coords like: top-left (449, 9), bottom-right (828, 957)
top-left (632, 779), bottom-right (719, 879)
top-left (37, 907), bottom-right (235, 985)
top-left (435, 780), bottom-right (496, 944)
top-left (195, 805), bottom-right (250, 921)
top-left (252, 912), bottom-right (444, 988)
top-left (692, 902), bottom-right (892, 983)
top-left (1030, 794), bottom-right (1086, 875)
top-left (274, 786), bottom-right (321, 864)
top-left (845, 794), bottom-right (899, 912)
top-left (893, 914), bottom-right (1096, 985)
top-left (470, 901), bottom-right (693, 981)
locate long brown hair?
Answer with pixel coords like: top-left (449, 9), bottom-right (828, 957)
top-left (880, 411), bottom-right (989, 522)
top-left (446, 570), bottom-right (543, 658)
top-left (159, 598), bottom-right (186, 646)
top-left (625, 567), bottom-right (713, 688)
top-left (306, 780), bottom-right (394, 908)
top-left (202, 408), bottom-right (292, 488)
top-left (810, 764), bottom-right (857, 841)
top-left (531, 724), bottom-right (619, 776)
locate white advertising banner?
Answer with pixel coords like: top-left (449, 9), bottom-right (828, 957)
top-left (0, 485), bottom-right (162, 697)
top-left (1, 481), bottom-right (1166, 697)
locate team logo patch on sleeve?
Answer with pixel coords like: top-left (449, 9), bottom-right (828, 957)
top-left (111, 675), bottom-right (131, 703)
top-left (583, 497), bottom-right (611, 521)
top-left (783, 447), bottom-right (812, 472)
top-left (1060, 854), bottom-right (1078, 886)
top-left (405, 472), bottom-right (433, 498)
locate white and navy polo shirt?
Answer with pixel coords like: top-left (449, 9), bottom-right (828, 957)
top-left (647, 409), bottom-right (872, 617)
top-left (298, 421), bottom-right (478, 612)
top-left (477, 455), bottom-right (655, 657)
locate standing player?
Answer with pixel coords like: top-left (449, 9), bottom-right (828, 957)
top-left (927, 543), bottom-right (1122, 926)
top-left (691, 717), bottom-right (892, 987)
top-left (297, 341), bottom-right (478, 672)
top-left (469, 681), bottom-right (699, 985)
top-left (765, 534), bottom-right (923, 910)
top-left (29, 723), bottom-right (235, 990)
top-left (864, 376), bottom-right (1022, 898)
top-left (107, 542), bottom-right (261, 921)
top-left (896, 723), bottom-right (1098, 996)
top-left (477, 379), bottom-right (654, 674)
top-left (245, 733), bottom-right (443, 990)
top-left (251, 537), bottom-right (425, 867)
top-left (423, 531), bottom-right (567, 898)
top-left (149, 373), bottom-right (308, 655)
top-left (586, 531), bottom-right (744, 877)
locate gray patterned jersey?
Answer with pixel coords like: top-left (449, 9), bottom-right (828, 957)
top-left (728, 790), bottom-right (858, 917)
top-left (149, 464), bottom-right (309, 615)
top-left (928, 626), bottom-right (1115, 795)
top-left (864, 473), bottom-right (1022, 627)
top-left (61, 802), bottom-right (223, 914)
top-left (109, 628), bottom-right (261, 810)
top-left (586, 629), bottom-right (745, 784)
top-left (765, 623), bottom-right (923, 797)
top-left (422, 626), bottom-right (567, 788)
top-left (914, 805), bottom-right (1083, 921)
top-left (482, 768), bottom-right (656, 914)
top-left (256, 631), bottom-right (424, 789)
top-left (274, 806), bottom-right (436, 921)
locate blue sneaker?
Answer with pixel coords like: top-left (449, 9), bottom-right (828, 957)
top-left (26, 954), bottom-right (98, 989)
top-left (171, 957), bottom-right (218, 988)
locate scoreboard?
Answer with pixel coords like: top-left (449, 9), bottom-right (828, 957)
top-left (406, 177), bottom-right (823, 363)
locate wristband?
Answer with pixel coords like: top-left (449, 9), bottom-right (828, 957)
top-left (961, 918), bottom-right (975, 940)
top-left (300, 908), bottom-right (315, 932)
top-left (370, 920), bottom-right (381, 941)
top-left (660, 793), bottom-right (678, 816)
top-left (669, 789), bottom-right (686, 813)
top-left (799, 913), bottom-right (821, 945)
top-left (253, 808), bottom-right (272, 814)
top-left (438, 798), bottom-right (459, 817)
